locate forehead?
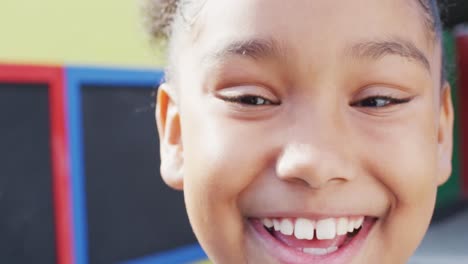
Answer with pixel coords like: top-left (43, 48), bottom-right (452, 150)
top-left (190, 0), bottom-right (435, 62)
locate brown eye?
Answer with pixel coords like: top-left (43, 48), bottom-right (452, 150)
top-left (221, 95), bottom-right (278, 106)
top-left (351, 96), bottom-right (411, 108)
top-left (239, 96), bottom-right (271, 105)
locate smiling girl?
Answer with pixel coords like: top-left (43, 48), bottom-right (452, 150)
top-left (148, 0), bottom-right (454, 263)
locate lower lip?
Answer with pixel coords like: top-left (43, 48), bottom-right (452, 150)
top-left (248, 218), bottom-right (376, 264)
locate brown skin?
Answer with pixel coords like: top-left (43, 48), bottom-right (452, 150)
top-left (156, 0), bottom-right (454, 263)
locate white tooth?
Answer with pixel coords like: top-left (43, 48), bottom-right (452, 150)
top-left (354, 217), bottom-right (364, 229)
top-left (273, 219), bottom-right (281, 231)
top-left (336, 217), bottom-right (348, 236)
top-left (294, 218), bottom-right (315, 240)
top-left (348, 220), bottom-right (355, 232)
top-left (316, 218), bottom-right (336, 240)
top-left (263, 218), bottom-right (274, 229)
top-left (280, 219), bottom-right (294, 235)
top-left (327, 246), bottom-right (338, 254)
top-left (303, 248), bottom-right (328, 256)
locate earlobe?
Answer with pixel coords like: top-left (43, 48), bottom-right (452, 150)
top-left (437, 83), bottom-right (454, 186)
top-left (156, 83), bottom-right (184, 190)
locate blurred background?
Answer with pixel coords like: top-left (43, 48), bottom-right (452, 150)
top-left (0, 0), bottom-right (467, 264)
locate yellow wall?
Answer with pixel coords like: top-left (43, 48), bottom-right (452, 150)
top-left (0, 0), bottom-right (163, 67)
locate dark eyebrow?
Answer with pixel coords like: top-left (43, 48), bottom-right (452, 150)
top-left (203, 37), bottom-right (430, 74)
top-left (203, 37), bottom-right (286, 63)
top-left (347, 38), bottom-right (431, 72)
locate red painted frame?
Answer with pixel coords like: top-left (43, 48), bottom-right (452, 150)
top-left (0, 64), bottom-right (74, 264)
top-left (456, 33), bottom-right (468, 198)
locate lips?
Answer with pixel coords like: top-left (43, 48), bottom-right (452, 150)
top-left (248, 216), bottom-right (376, 264)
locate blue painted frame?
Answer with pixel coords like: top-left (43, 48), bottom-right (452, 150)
top-left (66, 66), bottom-right (206, 264)
top-left (121, 244), bottom-right (207, 264)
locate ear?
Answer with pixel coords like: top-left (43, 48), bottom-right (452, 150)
top-left (156, 83), bottom-right (184, 190)
top-left (437, 82), bottom-right (454, 186)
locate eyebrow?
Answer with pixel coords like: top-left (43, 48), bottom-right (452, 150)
top-left (347, 38), bottom-right (431, 72)
top-left (203, 37), bottom-right (286, 63)
top-left (203, 37), bottom-right (431, 73)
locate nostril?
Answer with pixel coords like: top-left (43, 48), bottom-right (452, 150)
top-left (278, 170), bottom-right (350, 190)
top-left (328, 177), bottom-right (349, 185)
top-left (284, 177), bottom-right (310, 187)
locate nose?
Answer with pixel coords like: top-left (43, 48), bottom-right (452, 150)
top-left (276, 142), bottom-right (356, 189)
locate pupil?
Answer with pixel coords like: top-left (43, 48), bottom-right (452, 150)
top-left (242, 96), bottom-right (264, 105)
top-left (363, 98), bottom-right (388, 107)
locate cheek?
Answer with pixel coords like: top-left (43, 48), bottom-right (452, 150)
top-left (358, 106), bottom-right (439, 259)
top-left (181, 112), bottom-right (274, 201)
top-left (178, 100), bottom-right (278, 261)
top-left (368, 129), bottom-right (438, 202)
top-left (353, 96), bottom-right (439, 204)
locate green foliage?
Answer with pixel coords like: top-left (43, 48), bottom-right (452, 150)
top-left (436, 30), bottom-right (462, 208)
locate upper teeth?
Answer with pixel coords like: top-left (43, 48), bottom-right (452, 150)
top-left (280, 219), bottom-right (294, 235)
top-left (273, 219), bottom-right (281, 231)
top-left (295, 218), bottom-right (315, 240)
top-left (262, 216), bottom-right (364, 241)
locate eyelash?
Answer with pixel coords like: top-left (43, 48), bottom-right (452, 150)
top-left (350, 96), bottom-right (412, 108)
top-left (220, 94), bottom-right (411, 108)
top-left (220, 94), bottom-right (280, 106)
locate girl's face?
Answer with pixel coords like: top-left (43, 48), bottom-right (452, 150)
top-left (157, 0), bottom-right (453, 263)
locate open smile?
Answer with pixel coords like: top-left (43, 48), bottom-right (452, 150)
top-left (248, 216), bottom-right (377, 264)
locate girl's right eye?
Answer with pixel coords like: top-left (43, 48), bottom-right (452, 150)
top-left (219, 94), bottom-right (278, 106)
top-left (216, 86), bottom-right (281, 107)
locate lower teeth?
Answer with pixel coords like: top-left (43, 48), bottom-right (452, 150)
top-left (303, 246), bottom-right (338, 255)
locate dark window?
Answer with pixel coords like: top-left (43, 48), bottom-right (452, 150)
top-left (81, 85), bottom-right (196, 264)
top-left (0, 83), bottom-right (56, 264)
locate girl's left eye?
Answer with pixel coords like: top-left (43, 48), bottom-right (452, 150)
top-left (351, 96), bottom-right (411, 108)
top-left (220, 94), bottom-right (278, 106)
